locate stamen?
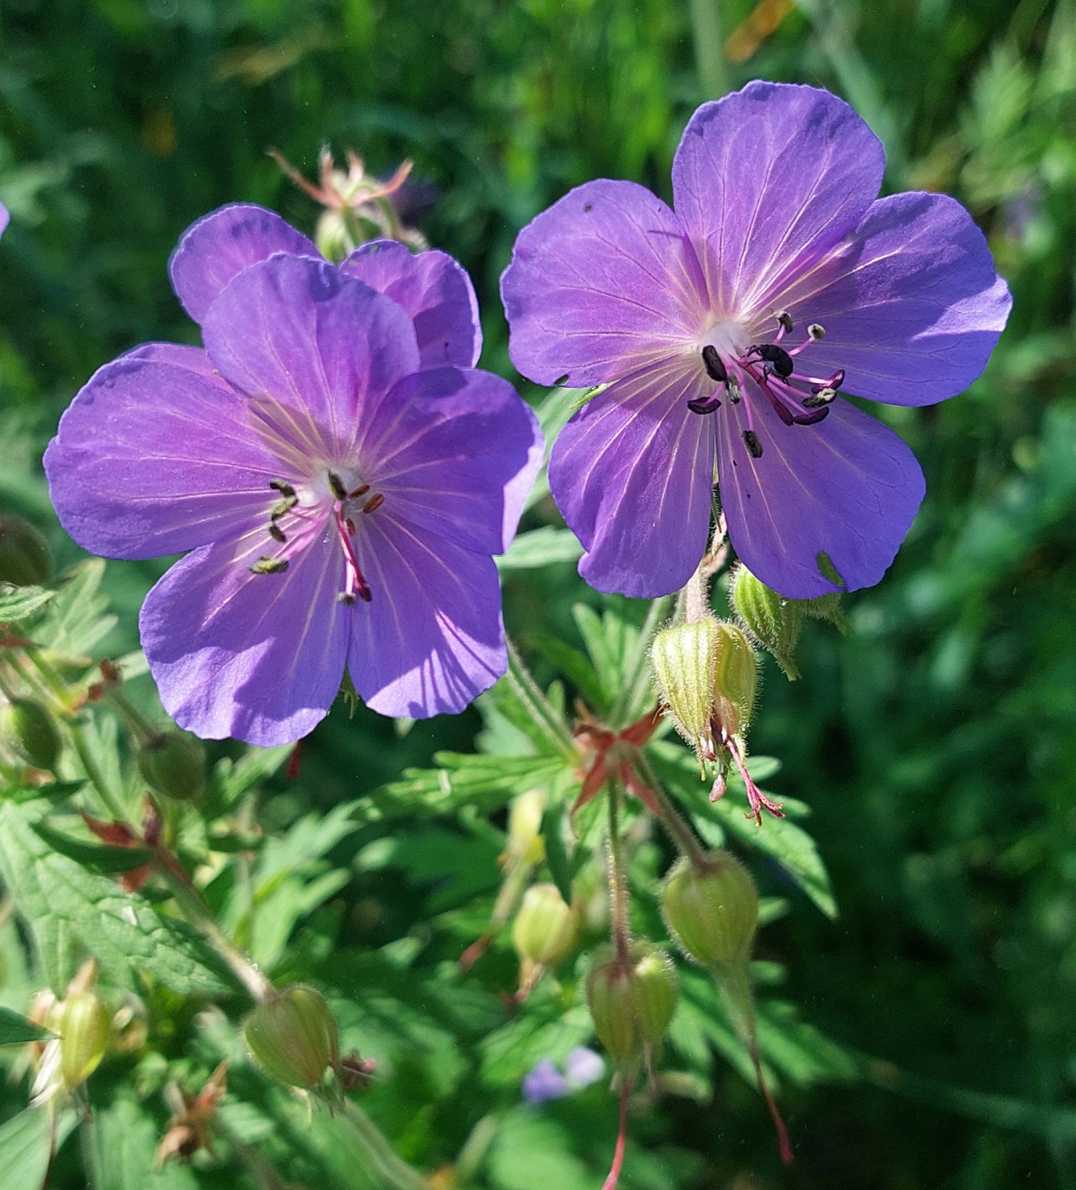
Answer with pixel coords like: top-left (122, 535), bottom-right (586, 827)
top-left (361, 493), bottom-right (385, 515)
top-left (687, 395), bottom-right (722, 416)
top-left (270, 495), bottom-right (298, 519)
top-left (802, 387), bottom-right (837, 409)
top-left (776, 311), bottom-right (794, 335)
top-left (327, 471), bottom-right (347, 501)
top-left (269, 479), bottom-right (296, 497)
top-left (250, 557), bottom-right (289, 575)
top-left (701, 345), bottom-right (728, 384)
top-left (748, 344), bottom-right (794, 379)
top-left (807, 322), bottom-right (826, 341)
top-left (349, 483), bottom-right (370, 498)
top-left (743, 430), bottom-right (763, 459)
top-left (268, 523), bottom-right (287, 544)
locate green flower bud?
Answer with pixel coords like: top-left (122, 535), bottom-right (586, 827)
top-left (138, 731), bottom-right (205, 800)
top-left (59, 991), bottom-right (111, 1090)
top-left (662, 853), bottom-right (758, 966)
top-left (244, 985), bottom-right (339, 1089)
top-left (315, 209), bottom-right (357, 264)
top-left (0, 515), bottom-right (51, 586)
top-left (711, 621), bottom-right (758, 737)
top-left (586, 942), bottom-right (679, 1063)
top-left (1, 697), bottom-right (61, 771)
top-left (512, 882), bottom-right (579, 969)
top-left (651, 616), bottom-right (721, 755)
top-left (731, 564), bottom-right (803, 681)
top-left (507, 789), bottom-right (546, 865)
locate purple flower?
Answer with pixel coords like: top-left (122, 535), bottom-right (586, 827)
top-left (0, 203), bottom-right (8, 237)
top-left (501, 82), bottom-right (1012, 599)
top-left (522, 1047), bottom-right (605, 1103)
top-left (563, 1045), bottom-right (605, 1089)
top-left (45, 205), bottom-right (542, 745)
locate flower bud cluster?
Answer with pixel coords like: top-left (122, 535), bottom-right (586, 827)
top-left (585, 942), bottom-right (679, 1065)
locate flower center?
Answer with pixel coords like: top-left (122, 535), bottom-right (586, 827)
top-left (685, 311), bottom-right (846, 459)
top-left (247, 470), bottom-right (385, 603)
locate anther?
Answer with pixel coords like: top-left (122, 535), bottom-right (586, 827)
top-left (727, 378), bottom-right (742, 404)
top-left (807, 323), bottom-right (826, 341)
top-left (269, 523), bottom-right (287, 544)
top-left (776, 311), bottom-right (794, 334)
top-left (270, 495), bottom-right (298, 519)
top-left (749, 344), bottom-right (794, 379)
top-left (269, 480), bottom-right (296, 497)
top-left (701, 345), bottom-right (728, 384)
top-left (792, 407), bottom-right (830, 425)
top-left (327, 471), bottom-right (347, 501)
top-left (687, 395), bottom-right (722, 416)
top-left (802, 388), bottom-right (837, 408)
top-left (743, 430), bottom-right (763, 459)
top-left (250, 557), bottom-right (289, 575)
top-left (349, 483), bottom-right (370, 499)
top-left (361, 493), bottom-right (385, 515)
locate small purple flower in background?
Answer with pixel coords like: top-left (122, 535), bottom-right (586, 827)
top-left (46, 206), bottom-right (542, 745)
top-left (522, 1047), bottom-right (605, 1103)
top-left (0, 202), bottom-right (9, 237)
top-left (502, 81), bottom-right (1012, 599)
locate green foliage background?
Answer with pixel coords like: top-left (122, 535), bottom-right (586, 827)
top-left (1, 0), bottom-right (1075, 1187)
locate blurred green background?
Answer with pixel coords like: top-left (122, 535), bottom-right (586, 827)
top-left (1, 0), bottom-right (1075, 1187)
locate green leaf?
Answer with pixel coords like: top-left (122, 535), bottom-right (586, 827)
top-left (31, 820), bottom-right (149, 874)
top-left (0, 1005), bottom-right (53, 1045)
top-left (0, 803), bottom-right (233, 995)
top-left (0, 1107), bottom-right (77, 1190)
top-left (525, 632), bottom-right (607, 710)
top-left (84, 1093), bottom-right (200, 1190)
top-left (497, 526), bottom-right (582, 570)
top-left (208, 743), bottom-right (293, 814)
top-left (36, 558), bottom-right (115, 662)
top-left (0, 582), bottom-right (54, 621)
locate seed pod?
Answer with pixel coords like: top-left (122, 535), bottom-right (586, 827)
top-left (1, 697), bottom-right (61, 771)
top-left (507, 788), bottom-right (546, 865)
top-left (512, 882), bottom-right (580, 969)
top-left (138, 731), bottom-right (205, 800)
top-left (662, 853), bottom-right (758, 966)
top-left (59, 991), bottom-right (111, 1090)
top-left (586, 942), bottom-right (679, 1063)
top-left (651, 615), bottom-right (722, 754)
top-left (0, 515), bottom-right (51, 586)
top-left (711, 622), bottom-right (758, 737)
top-left (244, 985), bottom-right (339, 1089)
top-left (731, 564), bottom-right (802, 681)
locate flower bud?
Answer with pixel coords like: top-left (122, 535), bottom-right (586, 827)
top-left (651, 615), bottom-right (721, 753)
top-left (1, 697), bottom-right (61, 771)
top-left (315, 209), bottom-right (359, 264)
top-left (512, 882), bottom-right (579, 969)
top-left (0, 515), bottom-right (51, 586)
top-left (662, 853), bottom-right (758, 966)
top-left (507, 789), bottom-right (546, 865)
top-left (731, 564), bottom-right (802, 681)
top-left (711, 621), bottom-right (758, 737)
top-left (59, 990), bottom-right (111, 1090)
top-left (244, 985), bottom-right (339, 1089)
top-left (586, 942), bottom-right (679, 1063)
top-left (138, 731), bottom-right (205, 800)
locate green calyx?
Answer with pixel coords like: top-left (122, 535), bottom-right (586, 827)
top-left (662, 852), bottom-right (759, 967)
top-left (59, 991), bottom-right (111, 1090)
top-left (731, 564), bottom-right (803, 681)
top-left (512, 882), bottom-right (580, 969)
top-left (1, 697), bottom-right (61, 771)
top-left (244, 984), bottom-right (339, 1090)
top-left (138, 730), bottom-right (206, 801)
top-left (586, 942), bottom-right (679, 1063)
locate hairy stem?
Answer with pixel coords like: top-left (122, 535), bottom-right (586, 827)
top-left (504, 632), bottom-right (576, 758)
top-left (606, 783), bottom-right (630, 962)
top-left (636, 755), bottom-right (710, 871)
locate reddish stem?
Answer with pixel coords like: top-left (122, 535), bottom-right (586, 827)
top-left (603, 1076), bottom-right (632, 1190)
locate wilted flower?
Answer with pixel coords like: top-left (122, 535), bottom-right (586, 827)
top-left (46, 206), bottom-right (542, 744)
top-left (502, 81), bottom-right (1011, 599)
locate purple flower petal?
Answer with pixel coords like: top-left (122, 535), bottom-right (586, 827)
top-left (672, 82), bottom-right (885, 319)
top-left (0, 203), bottom-right (9, 237)
top-left (140, 526), bottom-right (349, 745)
top-left (522, 1060), bottom-right (570, 1104)
top-left (774, 192), bottom-right (1012, 406)
top-left (341, 240), bottom-right (482, 369)
top-left (501, 180), bottom-right (708, 386)
top-left (715, 396), bottom-right (925, 598)
top-left (549, 362), bottom-right (715, 598)
top-left (169, 204), bottom-right (318, 323)
top-left (359, 367), bottom-right (542, 555)
top-left (347, 516), bottom-right (505, 718)
top-left (564, 1047), bottom-right (605, 1089)
top-left (202, 255), bottom-right (420, 461)
top-left (44, 355), bottom-right (281, 560)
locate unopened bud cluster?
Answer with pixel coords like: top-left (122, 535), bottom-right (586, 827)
top-left (138, 730), bottom-right (205, 800)
top-left (586, 942), bottom-right (679, 1064)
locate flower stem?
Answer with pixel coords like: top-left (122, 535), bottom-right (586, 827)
top-left (608, 595), bottom-right (673, 730)
top-left (606, 784), bottom-right (630, 963)
top-left (337, 1098), bottom-right (428, 1190)
top-left (504, 633), bottom-right (576, 758)
top-left (635, 755), bottom-right (710, 871)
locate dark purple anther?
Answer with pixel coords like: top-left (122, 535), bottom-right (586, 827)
top-left (687, 395), bottom-right (722, 415)
top-left (750, 344), bottom-right (794, 378)
top-left (701, 345), bottom-right (728, 384)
